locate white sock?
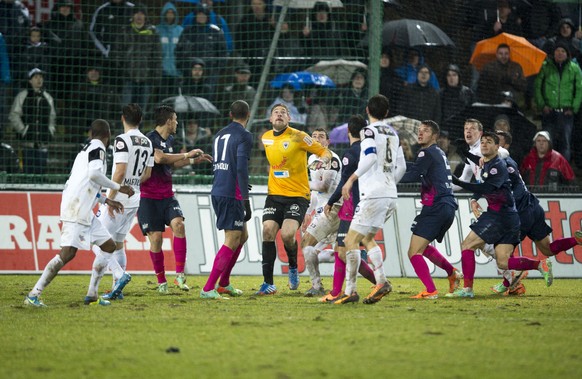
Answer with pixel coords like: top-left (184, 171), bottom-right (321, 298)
top-left (367, 246), bottom-right (386, 285)
top-left (112, 247), bottom-right (126, 270)
top-left (344, 249), bottom-right (361, 295)
top-left (303, 246), bottom-right (322, 289)
top-left (108, 254), bottom-right (125, 281)
top-left (87, 252), bottom-right (110, 298)
top-left (318, 249), bottom-right (335, 263)
top-left (29, 254), bottom-right (64, 297)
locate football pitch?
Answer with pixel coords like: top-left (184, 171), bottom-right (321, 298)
top-left (1, 274), bottom-right (581, 379)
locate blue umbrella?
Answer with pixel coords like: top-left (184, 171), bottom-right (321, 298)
top-left (175, 0), bottom-right (226, 3)
top-left (270, 71), bottom-right (336, 90)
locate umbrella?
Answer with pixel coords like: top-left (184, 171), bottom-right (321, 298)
top-left (272, 0), bottom-right (343, 8)
top-left (270, 71), bottom-right (336, 90)
top-left (161, 95), bottom-right (220, 115)
top-left (306, 60), bottom-right (367, 85)
top-left (329, 123), bottom-right (348, 145)
top-left (470, 33), bottom-right (546, 77)
top-left (386, 115), bottom-right (421, 146)
top-left (379, 19), bottom-right (456, 48)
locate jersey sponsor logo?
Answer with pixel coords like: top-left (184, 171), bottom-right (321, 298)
top-left (290, 203), bottom-right (300, 217)
top-left (132, 136), bottom-right (150, 146)
top-left (263, 207), bottom-right (276, 215)
top-left (418, 151), bottom-right (425, 158)
top-left (283, 141), bottom-right (290, 150)
top-left (160, 141), bottom-right (166, 148)
top-left (342, 157), bottom-right (349, 165)
top-left (116, 140), bottom-right (126, 150)
top-left (262, 139), bottom-right (274, 146)
top-left (273, 170), bottom-right (289, 178)
top-left (303, 136), bottom-right (313, 146)
top-left (490, 168), bottom-right (498, 175)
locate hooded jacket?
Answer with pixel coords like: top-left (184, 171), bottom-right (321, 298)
top-left (157, 2), bottom-right (183, 78)
top-left (520, 146), bottom-right (575, 186)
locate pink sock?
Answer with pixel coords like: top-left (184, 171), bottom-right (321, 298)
top-left (549, 237), bottom-right (577, 256)
top-left (461, 249), bottom-right (475, 288)
top-left (508, 257), bottom-right (539, 271)
top-left (358, 258), bottom-right (376, 285)
top-left (150, 251), bottom-right (166, 284)
top-left (410, 254), bottom-right (437, 292)
top-left (173, 236), bottom-right (187, 274)
top-left (218, 244), bottom-right (243, 288)
top-left (203, 245), bottom-right (235, 292)
top-left (331, 252), bottom-right (346, 296)
top-left (423, 245), bottom-right (454, 276)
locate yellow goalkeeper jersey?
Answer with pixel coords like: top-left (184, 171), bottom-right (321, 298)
top-left (262, 126), bottom-right (328, 199)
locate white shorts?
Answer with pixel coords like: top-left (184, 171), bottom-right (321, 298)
top-left (350, 197), bottom-right (397, 236)
top-left (306, 204), bottom-right (340, 243)
top-left (60, 218), bottom-right (111, 251)
top-left (97, 205), bottom-right (138, 242)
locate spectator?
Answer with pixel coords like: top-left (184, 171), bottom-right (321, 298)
top-left (176, 3), bottom-right (227, 87)
top-left (17, 27), bottom-right (50, 86)
top-left (395, 48), bottom-right (440, 90)
top-left (0, 0), bottom-right (30, 74)
top-left (235, 0), bottom-right (272, 83)
top-left (542, 18), bottom-right (582, 61)
top-left (111, 5), bottom-right (161, 116)
top-left (476, 43), bottom-right (527, 106)
top-left (41, 0), bottom-right (85, 102)
top-left (88, 0), bottom-right (135, 88)
top-left (475, 0), bottom-right (523, 40)
top-left (379, 47), bottom-right (403, 115)
top-left (222, 65), bottom-right (256, 116)
top-left (437, 130), bottom-right (463, 176)
top-left (272, 21), bottom-right (305, 75)
top-left (266, 84), bottom-right (307, 127)
top-left (182, 0), bottom-right (233, 55)
top-left (305, 87), bottom-right (336, 132)
top-left (179, 58), bottom-right (214, 102)
top-left (400, 64), bottom-right (442, 124)
top-left (156, 2), bottom-right (183, 101)
top-left (535, 41), bottom-right (582, 162)
top-left (0, 32), bottom-right (9, 140)
top-left (9, 68), bottom-right (56, 175)
top-left (301, 1), bottom-right (345, 62)
top-left (520, 131), bottom-right (575, 189)
top-left (440, 64), bottom-right (474, 124)
top-left (519, 0), bottom-right (561, 49)
top-left (492, 114), bottom-right (529, 166)
top-left (335, 68), bottom-right (368, 124)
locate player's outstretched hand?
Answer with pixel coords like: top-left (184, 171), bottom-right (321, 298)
top-left (188, 149), bottom-right (213, 164)
top-left (119, 185), bottom-right (135, 198)
top-left (105, 198), bottom-right (124, 214)
top-left (244, 200), bottom-right (252, 222)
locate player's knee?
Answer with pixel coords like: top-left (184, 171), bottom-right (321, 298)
top-left (100, 240), bottom-right (116, 254)
top-left (262, 226), bottom-right (277, 241)
top-left (148, 233), bottom-right (163, 251)
top-left (281, 233), bottom-right (296, 247)
top-left (171, 219), bottom-right (185, 236)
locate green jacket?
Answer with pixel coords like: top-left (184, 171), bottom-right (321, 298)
top-left (534, 58), bottom-right (582, 113)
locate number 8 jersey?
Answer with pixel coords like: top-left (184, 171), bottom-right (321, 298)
top-left (111, 129), bottom-right (154, 208)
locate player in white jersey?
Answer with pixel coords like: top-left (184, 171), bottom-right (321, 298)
top-left (92, 104), bottom-right (154, 301)
top-left (336, 94), bottom-right (406, 305)
top-left (24, 119), bottom-right (134, 307)
top-left (300, 128), bottom-right (342, 297)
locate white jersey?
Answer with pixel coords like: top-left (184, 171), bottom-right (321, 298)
top-left (454, 139), bottom-right (482, 191)
top-left (111, 129), bottom-right (154, 208)
top-left (308, 150), bottom-right (342, 211)
top-left (60, 139), bottom-right (108, 226)
top-left (356, 121), bottom-right (401, 199)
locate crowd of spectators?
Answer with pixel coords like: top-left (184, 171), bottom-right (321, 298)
top-left (0, 0), bottom-right (580, 189)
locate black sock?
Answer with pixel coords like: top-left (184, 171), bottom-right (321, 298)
top-left (262, 241), bottom-right (276, 284)
top-left (285, 242), bottom-right (298, 269)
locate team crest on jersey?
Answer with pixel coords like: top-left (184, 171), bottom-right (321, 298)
top-left (490, 168), bottom-right (497, 175)
top-left (364, 128), bottom-right (374, 137)
top-left (418, 151), bottom-right (425, 158)
top-left (116, 140), bottom-right (126, 150)
top-left (303, 136), bottom-right (313, 146)
top-left (283, 141), bottom-right (290, 150)
top-left (508, 167), bottom-right (515, 173)
top-left (331, 160), bottom-right (339, 169)
top-left (342, 157), bottom-right (349, 165)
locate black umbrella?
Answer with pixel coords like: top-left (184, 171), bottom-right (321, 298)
top-left (381, 19), bottom-right (456, 48)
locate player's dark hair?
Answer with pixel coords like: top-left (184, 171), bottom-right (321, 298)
top-left (482, 130), bottom-right (499, 145)
top-left (421, 120), bottom-right (440, 136)
top-left (270, 103), bottom-right (289, 115)
top-left (230, 100), bottom-right (249, 120)
top-left (465, 118), bottom-right (483, 131)
top-left (367, 94), bottom-right (390, 120)
top-left (153, 105), bottom-right (176, 127)
top-left (495, 130), bottom-right (512, 146)
top-left (498, 43), bottom-right (510, 51)
top-left (347, 114), bottom-right (366, 138)
top-left (90, 119), bottom-right (110, 139)
top-left (122, 103), bottom-right (143, 127)
top-left (313, 127), bottom-right (329, 139)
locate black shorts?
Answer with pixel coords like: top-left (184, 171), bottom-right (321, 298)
top-left (519, 202), bottom-right (552, 242)
top-left (411, 202), bottom-right (456, 243)
top-left (262, 195), bottom-right (309, 226)
top-left (212, 195), bottom-right (245, 231)
top-left (137, 196), bottom-right (184, 235)
top-left (470, 210), bottom-right (520, 245)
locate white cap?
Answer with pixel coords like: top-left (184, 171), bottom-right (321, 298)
top-left (533, 131), bottom-right (551, 142)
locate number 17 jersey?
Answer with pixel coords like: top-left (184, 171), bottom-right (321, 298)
top-left (111, 128), bottom-right (154, 208)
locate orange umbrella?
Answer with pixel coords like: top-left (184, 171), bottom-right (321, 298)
top-left (470, 33), bottom-right (547, 77)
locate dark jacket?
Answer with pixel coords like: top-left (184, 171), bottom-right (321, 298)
top-left (112, 22), bottom-right (161, 83)
top-left (401, 83), bottom-right (442, 123)
top-left (9, 86), bottom-right (57, 144)
top-left (440, 84), bottom-right (474, 122)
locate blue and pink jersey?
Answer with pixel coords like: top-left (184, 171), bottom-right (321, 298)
top-left (328, 141), bottom-right (361, 221)
top-left (474, 156), bottom-right (516, 214)
top-left (141, 130), bottom-right (175, 200)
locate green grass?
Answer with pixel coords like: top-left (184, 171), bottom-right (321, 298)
top-left (2, 275), bottom-right (581, 379)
